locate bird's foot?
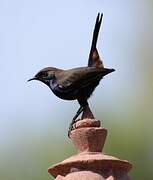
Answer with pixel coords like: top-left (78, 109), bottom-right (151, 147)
top-left (68, 105), bottom-right (95, 138)
top-left (68, 118), bottom-right (80, 137)
top-left (68, 106), bottom-right (84, 138)
top-left (68, 123), bottom-right (73, 138)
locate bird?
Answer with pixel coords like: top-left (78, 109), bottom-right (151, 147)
top-left (28, 13), bottom-right (115, 137)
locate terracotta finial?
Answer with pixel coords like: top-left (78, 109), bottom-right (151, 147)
top-left (48, 117), bottom-right (132, 179)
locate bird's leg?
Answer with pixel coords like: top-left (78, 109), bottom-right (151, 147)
top-left (71, 104), bottom-right (94, 130)
top-left (68, 106), bottom-right (84, 137)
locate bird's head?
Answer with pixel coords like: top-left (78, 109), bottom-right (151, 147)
top-left (28, 67), bottom-right (61, 87)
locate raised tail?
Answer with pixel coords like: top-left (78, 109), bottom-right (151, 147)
top-left (88, 13), bottom-right (103, 68)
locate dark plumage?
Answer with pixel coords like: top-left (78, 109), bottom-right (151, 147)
top-left (28, 13), bottom-right (115, 136)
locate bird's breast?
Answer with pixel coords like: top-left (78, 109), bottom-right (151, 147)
top-left (50, 81), bottom-right (77, 100)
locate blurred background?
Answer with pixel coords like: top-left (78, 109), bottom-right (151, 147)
top-left (0, 0), bottom-right (153, 179)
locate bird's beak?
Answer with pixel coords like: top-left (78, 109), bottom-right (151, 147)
top-left (27, 77), bottom-right (37, 82)
top-left (110, 68), bottom-right (115, 73)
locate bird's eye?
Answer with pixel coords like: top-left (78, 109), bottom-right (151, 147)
top-left (42, 71), bottom-right (48, 77)
top-left (36, 71), bottom-right (48, 78)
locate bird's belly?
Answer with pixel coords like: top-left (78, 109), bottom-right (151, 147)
top-left (52, 88), bottom-right (78, 100)
top-left (51, 82), bottom-right (99, 101)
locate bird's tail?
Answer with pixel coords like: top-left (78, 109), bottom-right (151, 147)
top-left (90, 13), bottom-right (102, 51)
top-left (88, 13), bottom-right (103, 68)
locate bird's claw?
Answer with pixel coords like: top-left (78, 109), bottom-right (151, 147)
top-left (68, 124), bottom-right (74, 138)
top-left (68, 119), bottom-right (79, 138)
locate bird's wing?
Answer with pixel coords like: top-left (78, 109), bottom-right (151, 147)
top-left (88, 13), bottom-right (104, 68)
top-left (56, 67), bottom-right (104, 92)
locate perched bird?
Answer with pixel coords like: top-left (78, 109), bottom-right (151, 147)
top-left (28, 13), bottom-right (115, 136)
